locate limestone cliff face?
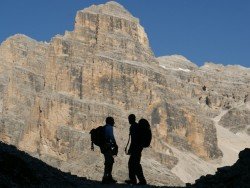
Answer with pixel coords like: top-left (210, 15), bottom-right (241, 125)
top-left (0, 2), bottom-right (181, 185)
top-left (0, 1), bottom-right (249, 186)
top-left (157, 57), bottom-right (250, 116)
top-left (219, 104), bottom-right (250, 135)
top-left (157, 56), bottom-right (250, 183)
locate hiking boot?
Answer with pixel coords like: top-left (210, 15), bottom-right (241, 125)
top-left (101, 178), bottom-right (109, 184)
top-left (125, 179), bottom-right (137, 185)
top-left (109, 177), bottom-right (117, 183)
top-left (102, 177), bottom-right (117, 184)
top-left (137, 180), bottom-right (147, 185)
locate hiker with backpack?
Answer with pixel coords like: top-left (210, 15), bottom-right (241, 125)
top-left (90, 116), bottom-right (118, 184)
top-left (125, 114), bottom-right (152, 185)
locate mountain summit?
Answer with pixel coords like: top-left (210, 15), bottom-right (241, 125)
top-left (71, 1), bottom-right (154, 62)
top-left (82, 1), bottom-right (137, 21)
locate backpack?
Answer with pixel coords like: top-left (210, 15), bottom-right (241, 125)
top-left (90, 126), bottom-right (105, 150)
top-left (139, 119), bottom-right (152, 148)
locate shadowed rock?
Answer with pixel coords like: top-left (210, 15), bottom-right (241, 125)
top-left (0, 141), bottom-right (183, 187)
top-left (189, 148), bottom-right (250, 188)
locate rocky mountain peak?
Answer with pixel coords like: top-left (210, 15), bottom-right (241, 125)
top-left (81, 1), bottom-right (138, 22)
top-left (73, 1), bottom-right (154, 62)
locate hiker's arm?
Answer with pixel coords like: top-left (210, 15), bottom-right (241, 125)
top-left (106, 126), bottom-right (116, 144)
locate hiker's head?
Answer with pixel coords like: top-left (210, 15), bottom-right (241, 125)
top-left (128, 114), bottom-right (136, 124)
top-left (106, 116), bottom-right (115, 126)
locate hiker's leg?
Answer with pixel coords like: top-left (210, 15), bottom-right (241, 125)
top-left (134, 152), bottom-right (146, 183)
top-left (102, 151), bottom-right (116, 184)
top-left (104, 151), bottom-right (114, 177)
top-left (107, 155), bottom-right (114, 177)
top-left (128, 154), bottom-right (137, 183)
top-left (103, 153), bottom-right (109, 178)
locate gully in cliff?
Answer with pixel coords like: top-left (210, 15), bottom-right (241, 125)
top-left (90, 116), bottom-right (118, 184)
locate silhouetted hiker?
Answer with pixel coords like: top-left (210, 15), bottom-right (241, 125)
top-left (124, 114), bottom-right (148, 185)
top-left (90, 117), bottom-right (118, 184)
top-left (101, 116), bottom-right (118, 184)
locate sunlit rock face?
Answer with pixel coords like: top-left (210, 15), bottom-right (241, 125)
top-left (0, 1), bottom-right (249, 186)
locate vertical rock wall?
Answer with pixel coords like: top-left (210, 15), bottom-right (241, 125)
top-left (2, 1), bottom-right (249, 185)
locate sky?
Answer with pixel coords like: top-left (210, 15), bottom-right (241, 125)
top-left (0, 0), bottom-right (250, 67)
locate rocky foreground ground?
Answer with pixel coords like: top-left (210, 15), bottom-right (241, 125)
top-left (0, 141), bottom-right (179, 188)
top-left (1, 141), bottom-right (249, 188)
